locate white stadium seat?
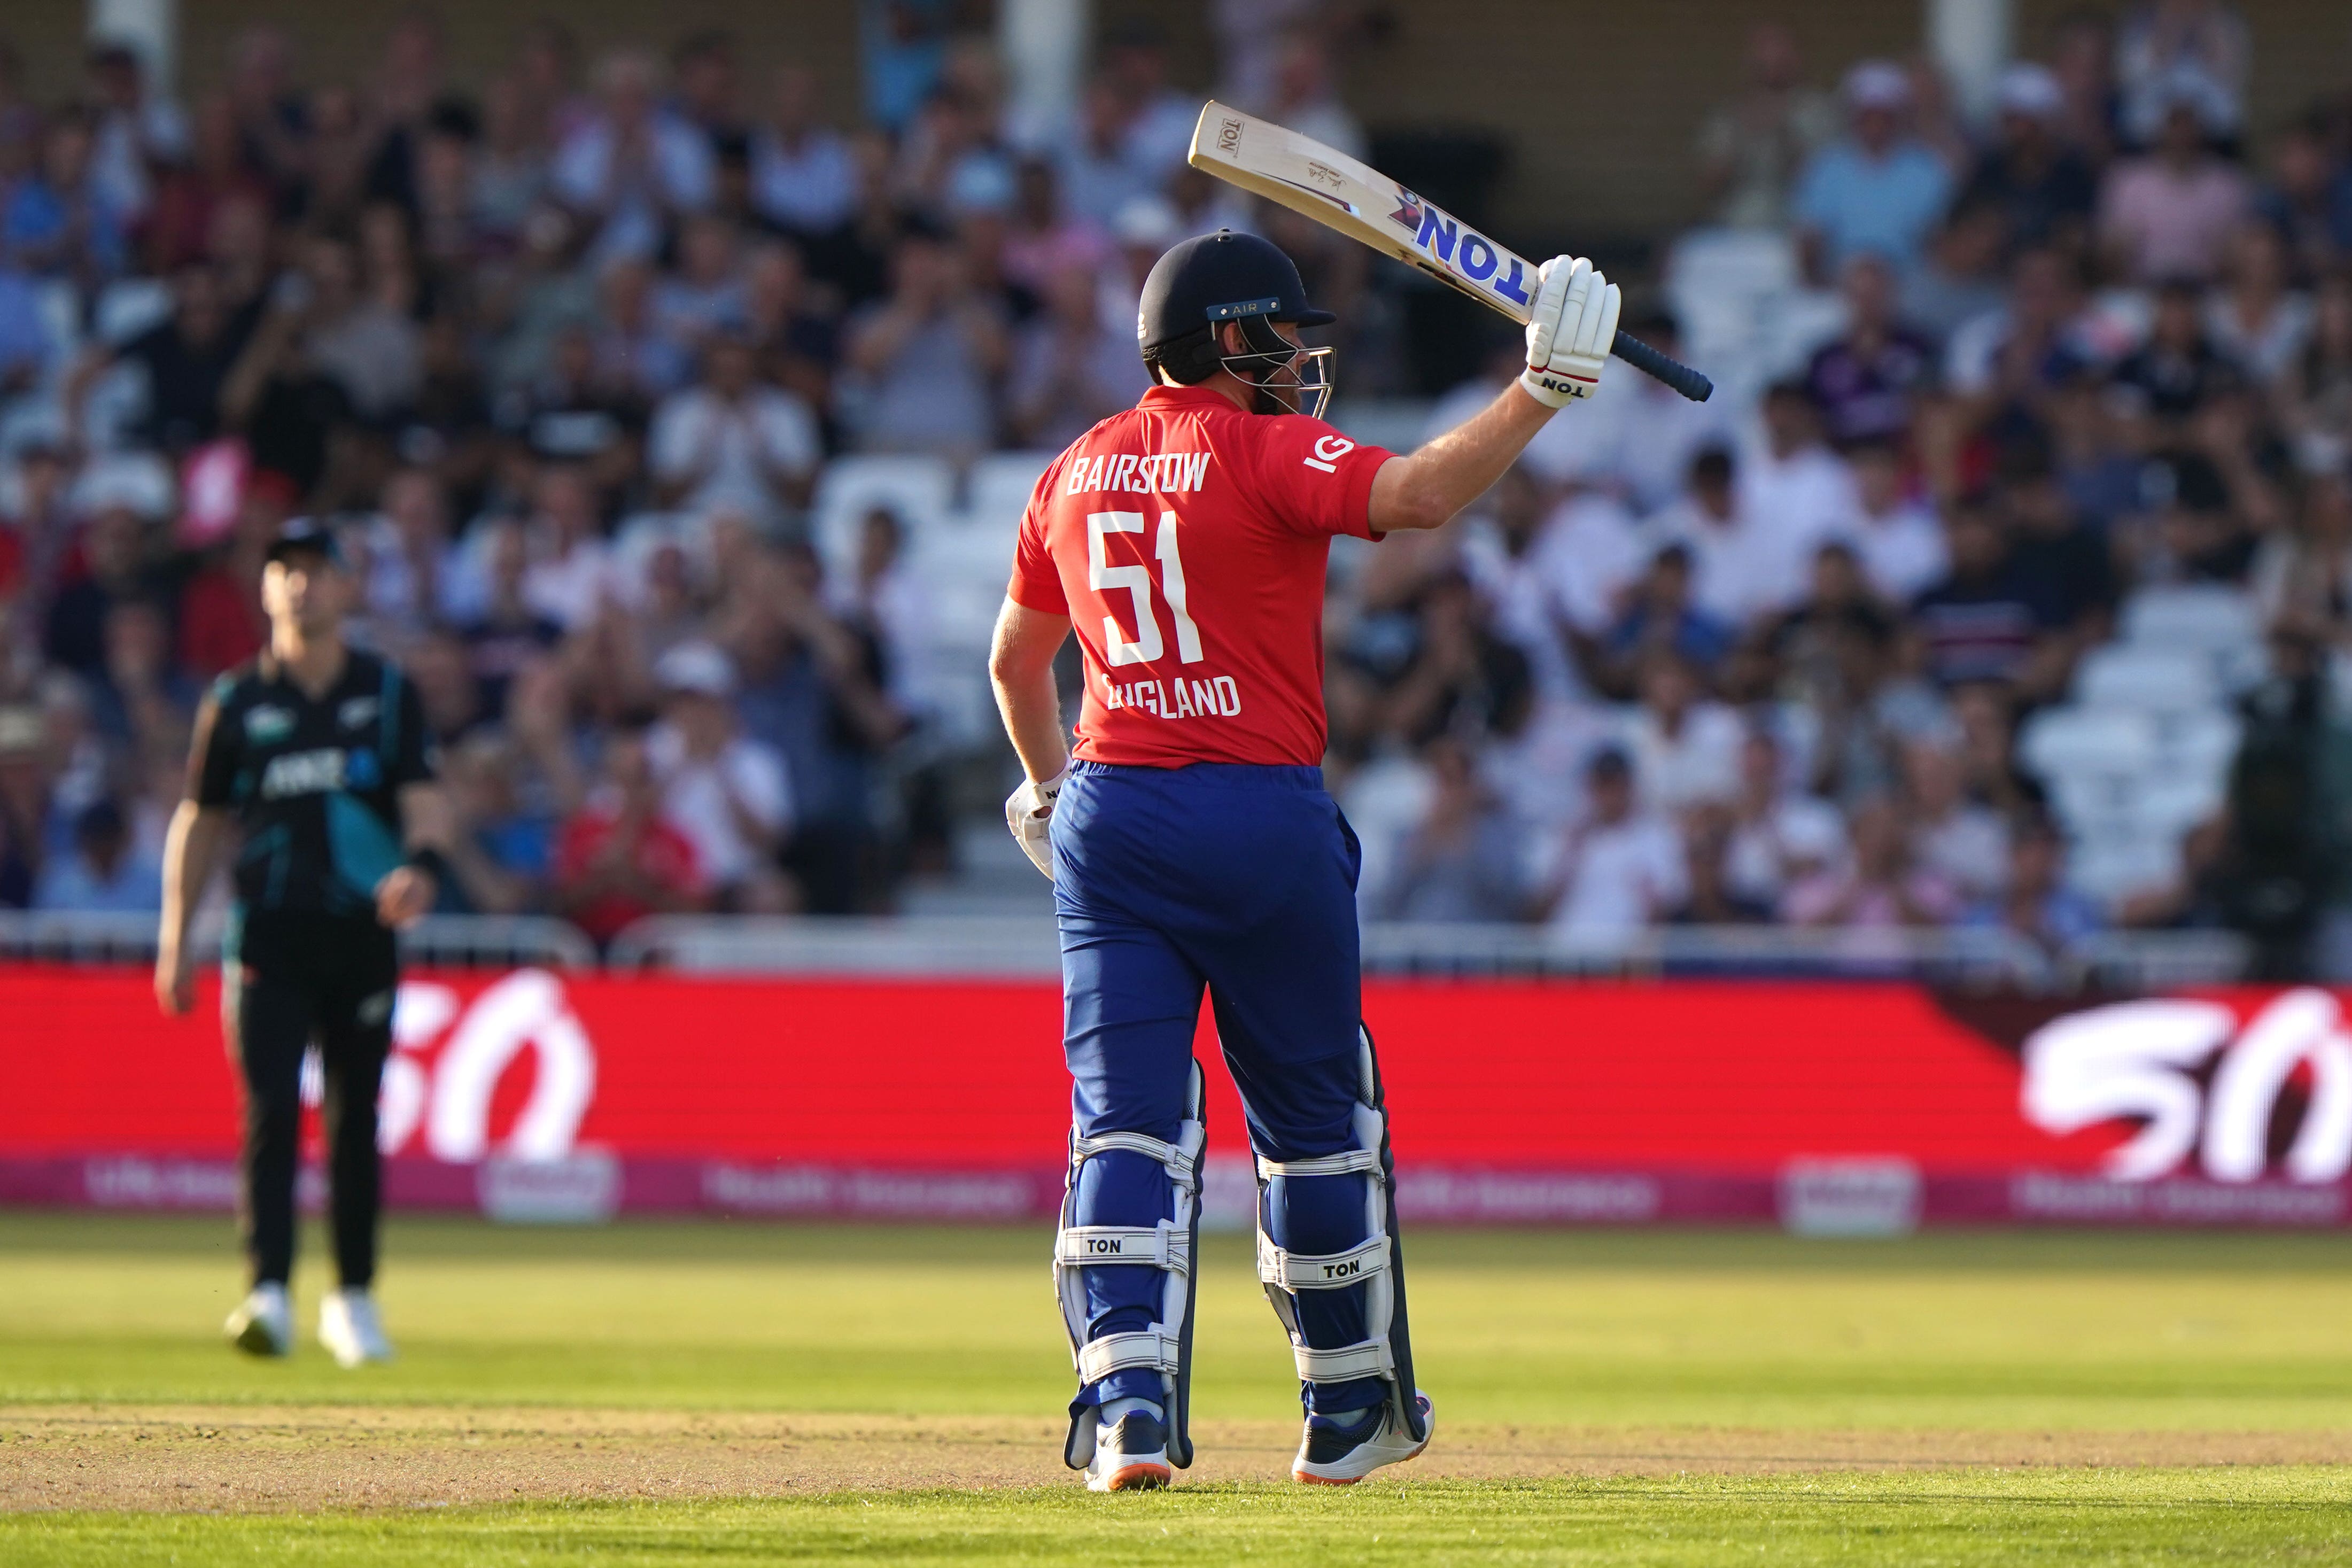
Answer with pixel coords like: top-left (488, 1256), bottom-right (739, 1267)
top-left (2017, 705), bottom-right (2159, 782)
top-left (1664, 229), bottom-right (1799, 307)
top-left (2135, 771), bottom-right (2228, 833)
top-left (2072, 645), bottom-right (2220, 714)
top-left (67, 449), bottom-right (175, 519)
top-left (812, 455), bottom-right (954, 581)
top-left (2065, 826), bottom-right (2180, 907)
top-left (2118, 585), bottom-right (2260, 654)
top-left (2159, 709), bottom-right (2242, 778)
top-left (94, 278), bottom-right (174, 347)
top-left (966, 451), bottom-right (1055, 536)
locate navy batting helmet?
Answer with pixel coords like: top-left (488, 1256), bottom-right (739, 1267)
top-left (1137, 230), bottom-right (1336, 411)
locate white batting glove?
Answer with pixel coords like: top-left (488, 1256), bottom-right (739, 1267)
top-left (1519, 255), bottom-right (1622, 406)
top-left (1004, 768), bottom-right (1066, 881)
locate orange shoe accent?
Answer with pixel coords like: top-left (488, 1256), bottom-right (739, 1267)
top-left (1102, 1463), bottom-right (1173, 1491)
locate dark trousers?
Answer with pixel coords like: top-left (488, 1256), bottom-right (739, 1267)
top-left (224, 911), bottom-right (398, 1291)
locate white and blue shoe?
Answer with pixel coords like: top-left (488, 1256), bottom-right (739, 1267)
top-left (319, 1287), bottom-right (394, 1368)
top-left (1082, 1404), bottom-right (1174, 1492)
top-left (1291, 1393), bottom-right (1434, 1485)
top-left (224, 1283), bottom-right (291, 1357)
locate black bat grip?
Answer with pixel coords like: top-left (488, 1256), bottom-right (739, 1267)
top-left (1609, 330), bottom-right (1713, 402)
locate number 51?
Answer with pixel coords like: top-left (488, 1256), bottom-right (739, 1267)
top-left (1087, 510), bottom-right (1204, 666)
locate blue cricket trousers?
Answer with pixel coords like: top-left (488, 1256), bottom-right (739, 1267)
top-left (1052, 759), bottom-right (1383, 1416)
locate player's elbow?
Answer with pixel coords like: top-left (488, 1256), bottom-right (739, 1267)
top-left (1371, 466), bottom-right (1459, 534)
top-left (988, 599), bottom-right (1065, 688)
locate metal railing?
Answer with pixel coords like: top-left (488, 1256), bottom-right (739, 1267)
top-left (605, 914), bottom-right (1063, 976)
top-left (0, 911), bottom-right (597, 970)
top-left (0, 909), bottom-right (2254, 990)
top-left (607, 915), bottom-right (2253, 992)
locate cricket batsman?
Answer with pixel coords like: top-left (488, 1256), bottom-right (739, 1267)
top-left (988, 229), bottom-right (1619, 1489)
top-left (155, 519), bottom-right (452, 1367)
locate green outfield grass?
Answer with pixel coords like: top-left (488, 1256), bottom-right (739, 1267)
top-left (4, 1213), bottom-right (2351, 1563)
top-left (6, 1214), bottom-right (2352, 1429)
top-left (17, 1470), bottom-right (2352, 1567)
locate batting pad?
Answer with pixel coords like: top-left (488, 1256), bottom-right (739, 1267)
top-left (1251, 1027), bottom-right (1428, 1440)
top-left (1055, 1060), bottom-right (1207, 1470)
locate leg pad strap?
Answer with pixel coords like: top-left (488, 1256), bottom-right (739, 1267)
top-left (1057, 1223), bottom-right (1191, 1273)
top-left (1257, 1150), bottom-right (1382, 1181)
top-left (1077, 1329), bottom-right (1185, 1384)
top-left (1257, 1232), bottom-right (1388, 1290)
top-left (1075, 1131), bottom-right (1200, 1190)
top-left (1292, 1338), bottom-right (1398, 1383)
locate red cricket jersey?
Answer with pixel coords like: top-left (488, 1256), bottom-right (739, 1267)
top-left (1008, 384), bottom-right (1393, 769)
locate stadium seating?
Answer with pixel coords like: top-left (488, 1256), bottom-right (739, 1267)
top-left (2021, 584), bottom-right (2261, 906)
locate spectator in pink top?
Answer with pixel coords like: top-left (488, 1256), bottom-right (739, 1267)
top-left (1781, 797), bottom-right (1959, 929)
top-left (2097, 87), bottom-right (2249, 283)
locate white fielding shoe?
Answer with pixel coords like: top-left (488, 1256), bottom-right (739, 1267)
top-left (1083, 1409), bottom-right (1174, 1493)
top-left (1291, 1393), bottom-right (1434, 1485)
top-left (224, 1283), bottom-right (291, 1357)
top-left (318, 1287), bottom-right (395, 1368)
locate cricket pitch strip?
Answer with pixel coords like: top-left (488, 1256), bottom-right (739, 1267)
top-left (10, 1404), bottom-right (2352, 1512)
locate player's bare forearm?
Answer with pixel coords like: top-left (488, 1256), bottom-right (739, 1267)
top-left (156, 802), bottom-right (226, 1015)
top-left (375, 782), bottom-right (457, 929)
top-left (398, 782), bottom-right (455, 855)
top-left (989, 596), bottom-right (1073, 784)
top-left (158, 802), bottom-right (224, 955)
top-left (1366, 383), bottom-right (1557, 534)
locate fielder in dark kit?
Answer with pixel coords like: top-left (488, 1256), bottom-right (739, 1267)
top-left (156, 519), bottom-right (452, 1365)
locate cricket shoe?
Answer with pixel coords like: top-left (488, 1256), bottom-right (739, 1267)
top-left (319, 1288), bottom-right (395, 1368)
top-left (1291, 1393), bottom-right (1434, 1485)
top-left (224, 1283), bottom-right (291, 1357)
top-left (1084, 1409), bottom-right (1174, 1492)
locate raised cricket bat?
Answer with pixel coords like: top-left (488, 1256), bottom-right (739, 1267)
top-left (1187, 102), bottom-right (1713, 402)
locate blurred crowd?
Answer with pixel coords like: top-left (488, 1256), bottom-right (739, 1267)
top-left (0, 1), bottom-right (2347, 964)
top-left (1334, 1), bottom-right (2352, 965)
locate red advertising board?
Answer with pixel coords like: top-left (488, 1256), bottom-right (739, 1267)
top-left (2, 966), bottom-right (2347, 1227)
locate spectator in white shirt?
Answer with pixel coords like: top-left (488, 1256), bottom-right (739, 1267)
top-left (1647, 446), bottom-right (1781, 627)
top-left (591, 255), bottom-right (696, 403)
top-left (86, 43), bottom-right (188, 222)
top-left (1538, 748), bottom-right (1689, 936)
top-left (359, 465), bottom-right (464, 633)
top-left (841, 227), bottom-right (1008, 458)
top-left (1098, 24), bottom-right (1198, 184)
top-left (1844, 439), bottom-right (1948, 603)
top-left (1721, 729), bottom-right (1849, 912)
top-left (1573, 311), bottom-right (1733, 513)
top-left (1457, 465), bottom-right (1583, 707)
top-left (648, 640), bottom-right (795, 911)
top-left (2115, 0), bottom-right (2249, 145)
top-left (1006, 261), bottom-right (1152, 449)
top-left (519, 464), bottom-right (615, 631)
top-left (1738, 382), bottom-right (1859, 610)
top-left (1371, 736), bottom-right (1528, 923)
top-left (651, 212), bottom-right (750, 350)
top-left (2204, 221), bottom-right (2312, 384)
top-left (553, 50), bottom-right (715, 260)
top-left (1263, 30), bottom-right (1365, 162)
top-left (1623, 650), bottom-right (1745, 818)
top-left (1901, 735), bottom-right (2008, 901)
top-left (649, 332), bottom-right (821, 524)
top-left (750, 63), bottom-right (858, 237)
top-left (824, 506), bottom-right (934, 717)
top-left (1056, 74), bottom-right (1169, 229)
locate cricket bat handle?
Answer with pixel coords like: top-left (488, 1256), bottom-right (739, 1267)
top-left (1609, 330), bottom-right (1713, 403)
